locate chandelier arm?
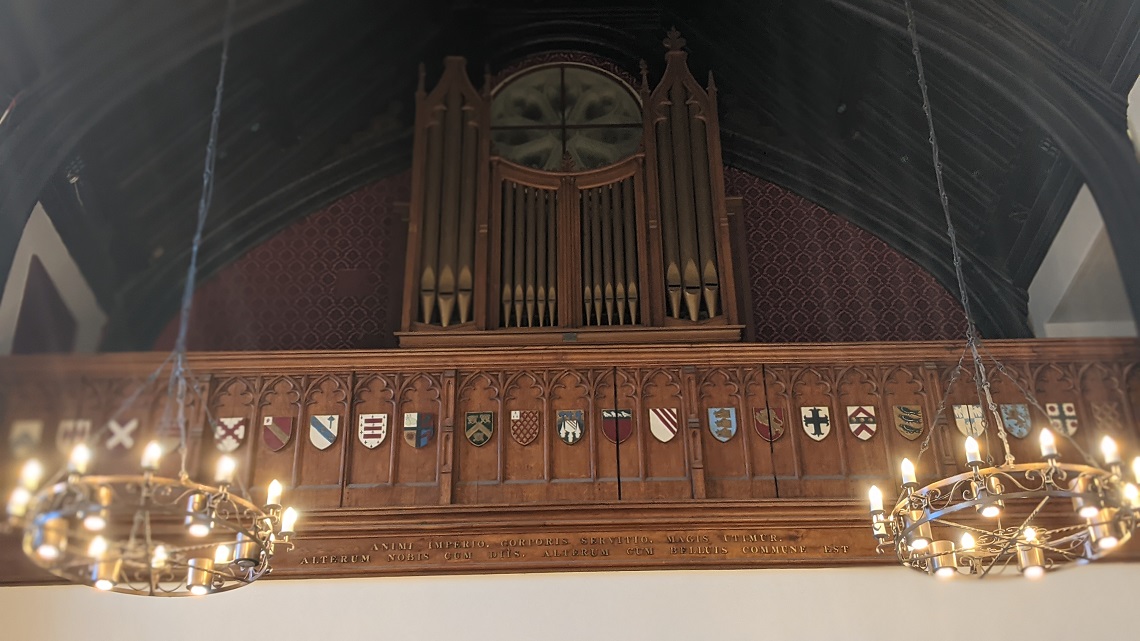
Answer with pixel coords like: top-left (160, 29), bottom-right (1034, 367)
top-left (978, 495), bottom-right (1051, 578)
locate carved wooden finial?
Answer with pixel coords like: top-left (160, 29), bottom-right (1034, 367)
top-left (483, 64), bottom-right (493, 95)
top-left (663, 27), bottom-right (686, 52)
top-left (560, 150), bottom-right (576, 172)
top-left (707, 70), bottom-right (717, 92)
top-left (639, 59), bottom-right (650, 92)
top-left (417, 63), bottom-right (426, 93)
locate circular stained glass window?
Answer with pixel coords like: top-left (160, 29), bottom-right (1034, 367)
top-left (491, 64), bottom-right (643, 171)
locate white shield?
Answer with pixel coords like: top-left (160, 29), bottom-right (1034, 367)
top-left (648, 408), bottom-right (680, 443)
top-left (213, 417), bottom-right (246, 453)
top-left (310, 414), bottom-right (340, 450)
top-left (800, 406), bottom-right (832, 441)
top-left (56, 419), bottom-right (92, 454)
top-left (106, 418), bottom-right (140, 452)
top-left (358, 414), bottom-right (388, 449)
top-left (953, 404), bottom-right (986, 437)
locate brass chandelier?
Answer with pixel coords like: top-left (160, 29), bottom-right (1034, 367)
top-left (867, 0), bottom-right (1139, 579)
top-left (3, 0), bottom-right (299, 596)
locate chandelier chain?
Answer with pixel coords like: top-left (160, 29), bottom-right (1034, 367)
top-left (169, 0), bottom-right (236, 477)
top-left (903, 0), bottom-right (1016, 464)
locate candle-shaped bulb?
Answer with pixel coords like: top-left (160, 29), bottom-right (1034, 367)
top-left (214, 544), bottom-right (231, 565)
top-left (19, 459), bottom-right (43, 490)
top-left (6, 487), bottom-right (31, 517)
top-left (1100, 436), bottom-right (1120, 465)
top-left (141, 441), bottom-right (162, 471)
top-left (1132, 457), bottom-right (1140, 484)
top-left (1022, 527), bottom-right (1036, 542)
top-left (215, 456), bottom-right (237, 485)
top-left (281, 507), bottom-right (298, 534)
top-left (960, 532), bottom-right (975, 550)
top-left (1125, 483), bottom-right (1140, 509)
top-left (868, 485), bottom-right (884, 513)
top-left (964, 437), bottom-right (982, 465)
top-left (900, 458), bottom-right (917, 485)
top-left (69, 444), bottom-right (91, 474)
top-left (152, 545), bottom-right (168, 568)
top-left (1039, 429), bottom-right (1057, 458)
top-left (266, 479), bottom-right (283, 506)
top-left (88, 535), bottom-right (108, 558)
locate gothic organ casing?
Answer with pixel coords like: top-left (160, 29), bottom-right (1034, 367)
top-left (400, 33), bottom-right (742, 346)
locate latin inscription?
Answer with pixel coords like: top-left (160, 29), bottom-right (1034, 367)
top-left (286, 529), bottom-right (864, 574)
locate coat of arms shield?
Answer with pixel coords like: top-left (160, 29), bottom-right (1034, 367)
top-left (357, 414), bottom-right (388, 449)
top-left (556, 410), bottom-right (584, 445)
top-left (403, 413), bottom-right (435, 448)
top-left (602, 409), bottom-right (633, 444)
top-left (8, 419), bottom-right (42, 459)
top-left (309, 414), bottom-right (340, 450)
top-left (648, 408), bottom-right (680, 443)
top-left (56, 418), bottom-right (91, 455)
top-left (465, 412), bottom-right (494, 447)
top-left (953, 404), bottom-right (986, 437)
top-left (214, 417), bottom-right (246, 453)
top-left (847, 405), bottom-right (877, 441)
top-left (754, 408), bottom-right (784, 442)
top-left (1046, 402), bottom-right (1078, 436)
top-left (800, 406), bottom-right (832, 441)
top-left (708, 407), bottom-right (737, 443)
top-left (894, 405), bottom-right (924, 440)
top-left (999, 404), bottom-right (1030, 439)
top-left (510, 410), bottom-right (540, 446)
top-left (262, 416), bottom-right (294, 451)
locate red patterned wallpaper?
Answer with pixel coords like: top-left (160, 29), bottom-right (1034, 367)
top-left (726, 167), bottom-right (966, 342)
top-left (156, 167), bottom-right (965, 351)
top-left (154, 172), bottom-right (410, 351)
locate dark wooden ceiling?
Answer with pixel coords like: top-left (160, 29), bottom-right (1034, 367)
top-left (1, 0), bottom-right (1138, 350)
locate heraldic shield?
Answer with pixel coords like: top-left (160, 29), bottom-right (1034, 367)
top-left (602, 409), bottom-right (633, 444)
top-left (213, 417), bottom-right (245, 453)
top-left (262, 416), bottom-right (294, 451)
top-left (708, 407), bottom-right (737, 442)
top-left (56, 418), bottom-right (91, 455)
top-left (403, 412), bottom-right (435, 448)
top-left (309, 415), bottom-right (340, 450)
top-left (105, 418), bottom-right (140, 453)
top-left (9, 419), bottom-right (42, 459)
top-left (999, 404), bottom-right (1030, 439)
top-left (894, 405), bottom-right (924, 440)
top-left (648, 408), bottom-right (679, 443)
top-left (846, 406), bottom-right (877, 441)
top-left (800, 406), bottom-right (831, 441)
top-left (357, 414), bottom-right (388, 449)
top-left (754, 408), bottom-right (784, 442)
top-left (510, 410), bottom-right (540, 446)
top-left (557, 410), bottom-right (584, 445)
top-left (954, 404), bottom-right (986, 437)
top-left (465, 412), bottom-right (493, 447)
top-left (1046, 402), bottom-right (1079, 436)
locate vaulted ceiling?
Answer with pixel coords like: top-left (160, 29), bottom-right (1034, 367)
top-left (1, 0), bottom-right (1138, 350)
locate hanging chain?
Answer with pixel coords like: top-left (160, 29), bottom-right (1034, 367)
top-left (166, 0), bottom-right (236, 477)
top-left (903, 0), bottom-right (1015, 466)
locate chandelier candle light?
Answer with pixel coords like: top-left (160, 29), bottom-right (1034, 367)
top-left (868, 0), bottom-right (1139, 579)
top-left (3, 0), bottom-right (299, 596)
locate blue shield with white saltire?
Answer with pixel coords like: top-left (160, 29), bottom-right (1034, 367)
top-left (309, 414), bottom-right (340, 450)
top-left (403, 413), bottom-right (435, 448)
top-left (999, 404), bottom-right (1030, 439)
top-left (707, 407), bottom-right (737, 443)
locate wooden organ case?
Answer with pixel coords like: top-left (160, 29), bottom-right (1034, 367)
top-left (399, 32), bottom-right (742, 346)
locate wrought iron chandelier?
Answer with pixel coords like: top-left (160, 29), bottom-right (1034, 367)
top-left (4, 0), bottom-right (299, 596)
top-left (867, 0), bottom-right (1139, 579)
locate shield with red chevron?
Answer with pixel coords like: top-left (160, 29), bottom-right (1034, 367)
top-left (846, 405), bottom-right (878, 441)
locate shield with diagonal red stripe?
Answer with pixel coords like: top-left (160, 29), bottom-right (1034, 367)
top-left (648, 407), bottom-right (679, 443)
top-left (262, 416), bottom-right (293, 452)
top-left (214, 417), bottom-right (247, 453)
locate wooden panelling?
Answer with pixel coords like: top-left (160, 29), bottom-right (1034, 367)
top-left (3, 339), bottom-right (1140, 580)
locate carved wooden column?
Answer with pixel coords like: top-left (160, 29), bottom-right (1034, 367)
top-left (439, 369), bottom-right (457, 504)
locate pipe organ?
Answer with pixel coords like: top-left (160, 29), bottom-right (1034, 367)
top-left (400, 32), bottom-right (741, 346)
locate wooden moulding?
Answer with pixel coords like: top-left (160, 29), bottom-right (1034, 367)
top-left (396, 325), bottom-right (744, 347)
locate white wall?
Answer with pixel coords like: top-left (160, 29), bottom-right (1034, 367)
top-left (0, 203), bottom-right (106, 354)
top-left (1, 565), bottom-right (1138, 641)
